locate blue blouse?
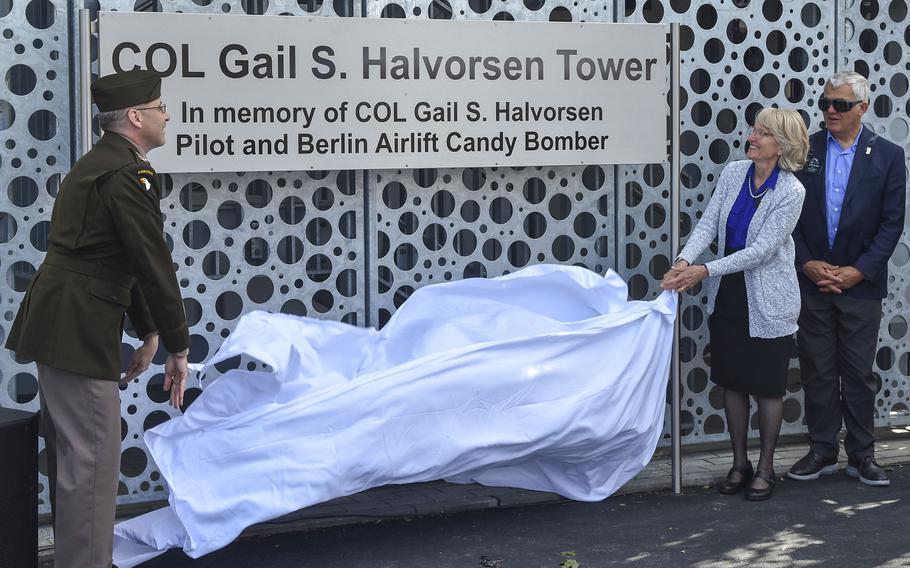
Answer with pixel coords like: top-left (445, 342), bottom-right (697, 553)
top-left (724, 163), bottom-right (780, 251)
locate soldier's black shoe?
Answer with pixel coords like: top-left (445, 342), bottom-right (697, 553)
top-left (787, 451), bottom-right (838, 480)
top-left (845, 456), bottom-right (890, 486)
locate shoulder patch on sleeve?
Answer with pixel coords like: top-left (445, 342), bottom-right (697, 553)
top-left (136, 168), bottom-right (155, 192)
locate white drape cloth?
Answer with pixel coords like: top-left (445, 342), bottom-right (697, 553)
top-left (113, 265), bottom-right (676, 566)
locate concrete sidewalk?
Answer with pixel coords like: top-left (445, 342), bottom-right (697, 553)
top-left (147, 459), bottom-right (910, 568)
top-left (37, 427), bottom-right (910, 564)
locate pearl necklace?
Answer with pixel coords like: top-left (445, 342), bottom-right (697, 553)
top-left (748, 175), bottom-right (771, 199)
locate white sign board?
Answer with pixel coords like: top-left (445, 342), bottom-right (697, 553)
top-left (98, 12), bottom-right (667, 173)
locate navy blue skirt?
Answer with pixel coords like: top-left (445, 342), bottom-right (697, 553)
top-left (708, 269), bottom-right (793, 398)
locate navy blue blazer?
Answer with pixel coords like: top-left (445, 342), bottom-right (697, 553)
top-left (793, 126), bottom-right (906, 300)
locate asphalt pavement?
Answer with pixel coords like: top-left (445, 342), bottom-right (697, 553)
top-left (143, 462), bottom-right (909, 568)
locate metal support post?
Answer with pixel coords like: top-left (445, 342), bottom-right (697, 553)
top-left (669, 22), bottom-right (682, 495)
top-left (79, 9), bottom-right (93, 157)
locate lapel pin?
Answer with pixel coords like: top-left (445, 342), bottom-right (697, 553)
top-left (866, 147), bottom-right (871, 155)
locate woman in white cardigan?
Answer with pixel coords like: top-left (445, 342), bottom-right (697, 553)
top-left (662, 108), bottom-right (808, 500)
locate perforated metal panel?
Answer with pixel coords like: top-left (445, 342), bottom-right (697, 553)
top-left (1, 0), bottom-right (72, 512)
top-left (842, 0), bottom-right (910, 423)
top-left (2, 0), bottom-right (909, 513)
top-left (108, 168), bottom-right (365, 504)
top-left (365, 0), bottom-right (610, 21)
top-left (370, 166), bottom-right (615, 326)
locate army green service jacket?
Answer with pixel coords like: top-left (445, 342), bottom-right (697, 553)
top-left (6, 133), bottom-right (190, 381)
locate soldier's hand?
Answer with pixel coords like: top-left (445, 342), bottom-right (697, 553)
top-left (164, 354), bottom-right (189, 410)
top-left (123, 334), bottom-right (158, 383)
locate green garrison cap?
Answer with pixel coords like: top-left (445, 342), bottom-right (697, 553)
top-left (91, 69), bottom-right (161, 112)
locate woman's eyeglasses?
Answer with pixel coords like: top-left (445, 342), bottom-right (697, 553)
top-left (817, 98), bottom-right (862, 113)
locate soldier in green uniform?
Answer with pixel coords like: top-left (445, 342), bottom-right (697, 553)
top-left (6, 70), bottom-right (189, 568)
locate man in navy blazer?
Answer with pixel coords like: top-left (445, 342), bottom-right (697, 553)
top-left (789, 71), bottom-right (906, 486)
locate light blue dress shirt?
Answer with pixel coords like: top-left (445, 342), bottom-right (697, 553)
top-left (825, 126), bottom-right (862, 248)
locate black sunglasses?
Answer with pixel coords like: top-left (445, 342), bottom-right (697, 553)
top-left (817, 97), bottom-right (863, 113)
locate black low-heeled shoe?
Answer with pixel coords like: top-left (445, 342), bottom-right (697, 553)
top-left (745, 470), bottom-right (775, 501)
top-left (718, 462), bottom-right (754, 495)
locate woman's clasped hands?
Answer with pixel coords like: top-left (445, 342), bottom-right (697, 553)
top-left (660, 260), bottom-right (709, 293)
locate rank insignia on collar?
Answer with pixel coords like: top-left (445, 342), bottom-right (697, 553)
top-left (804, 156), bottom-right (821, 175)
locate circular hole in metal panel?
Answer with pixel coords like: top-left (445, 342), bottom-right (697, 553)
top-left (27, 109), bottom-right (56, 141)
top-left (7, 64), bottom-right (37, 96)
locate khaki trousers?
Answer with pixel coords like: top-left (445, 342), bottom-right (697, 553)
top-left (38, 363), bottom-right (121, 568)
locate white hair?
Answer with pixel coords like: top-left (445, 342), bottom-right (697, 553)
top-left (826, 71), bottom-right (871, 102)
